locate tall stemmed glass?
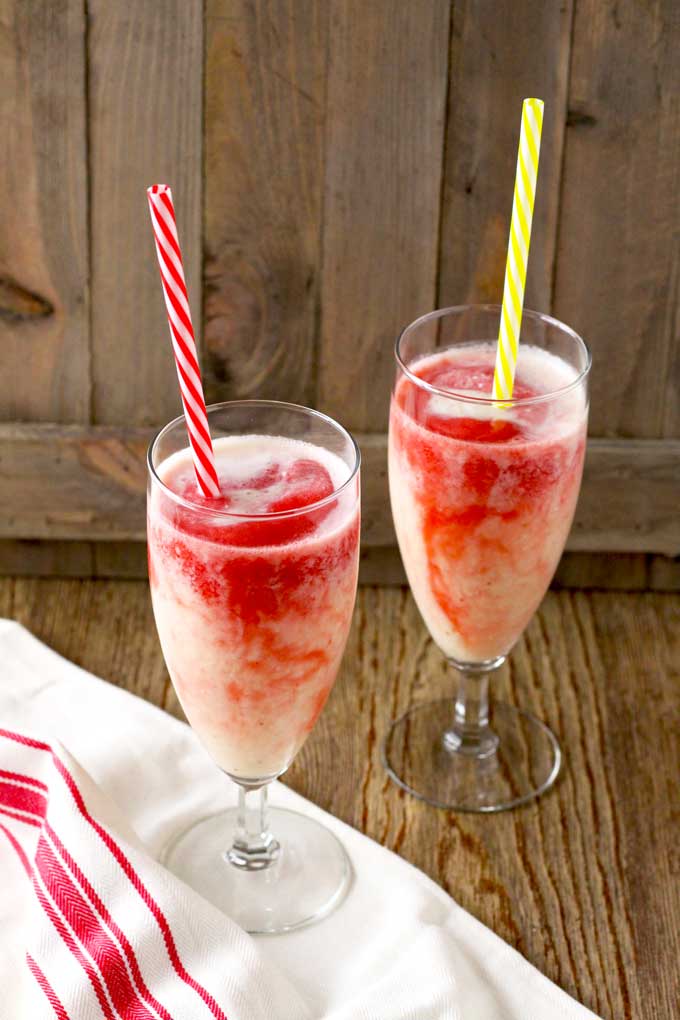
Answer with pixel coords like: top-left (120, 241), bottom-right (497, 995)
top-left (384, 305), bottom-right (590, 811)
top-left (147, 400), bottom-right (360, 931)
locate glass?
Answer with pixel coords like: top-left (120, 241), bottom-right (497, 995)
top-left (147, 400), bottom-right (361, 930)
top-left (384, 305), bottom-right (591, 811)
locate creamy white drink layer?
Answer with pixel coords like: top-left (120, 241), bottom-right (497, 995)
top-left (149, 435), bottom-right (359, 780)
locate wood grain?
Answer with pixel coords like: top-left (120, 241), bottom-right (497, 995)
top-left (552, 551), bottom-right (649, 590)
top-left (573, 438), bottom-right (680, 554)
top-left (648, 554), bottom-right (680, 592)
top-left (88, 1), bottom-right (203, 426)
top-left (0, 540), bottom-right (95, 577)
top-left (1, 425), bottom-right (679, 555)
top-left (0, 424), bottom-right (149, 540)
top-left (203, 0), bottom-right (327, 407)
top-left (1, 578), bottom-right (677, 1018)
top-left (3, 541), bottom-right (680, 596)
top-left (93, 542), bottom-right (148, 579)
top-left (438, 0), bottom-right (573, 310)
top-left (0, 0), bottom-right (89, 423)
top-left (317, 0), bottom-right (451, 431)
top-left (554, 0), bottom-right (680, 438)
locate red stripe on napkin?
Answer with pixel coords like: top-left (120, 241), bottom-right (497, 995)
top-left (0, 727), bottom-right (51, 751)
top-left (3, 817), bottom-right (121, 1020)
top-left (37, 834), bottom-right (161, 1020)
top-left (27, 954), bottom-right (71, 1020)
top-left (0, 779), bottom-right (46, 816)
top-left (0, 805), bottom-right (41, 828)
top-left (45, 821), bottom-right (173, 1020)
top-left (1, 765), bottom-right (171, 1019)
top-left (31, 867), bottom-right (118, 1020)
top-left (0, 768), bottom-right (48, 790)
top-left (51, 754), bottom-right (229, 1020)
top-left (0, 730), bottom-right (229, 1020)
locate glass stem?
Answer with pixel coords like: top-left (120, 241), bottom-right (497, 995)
top-left (444, 656), bottom-right (504, 759)
top-left (225, 785), bottom-right (280, 871)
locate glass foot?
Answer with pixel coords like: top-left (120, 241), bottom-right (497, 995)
top-left (383, 700), bottom-right (560, 812)
top-left (160, 806), bottom-right (351, 933)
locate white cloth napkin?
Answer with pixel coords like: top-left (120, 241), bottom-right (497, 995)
top-left (0, 619), bottom-right (601, 1020)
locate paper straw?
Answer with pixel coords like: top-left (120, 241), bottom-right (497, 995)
top-left (492, 98), bottom-right (544, 402)
top-left (147, 185), bottom-right (221, 497)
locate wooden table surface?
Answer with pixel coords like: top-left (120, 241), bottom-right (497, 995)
top-left (1, 578), bottom-right (678, 1019)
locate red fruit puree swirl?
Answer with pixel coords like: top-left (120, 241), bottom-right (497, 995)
top-left (148, 438), bottom-right (360, 779)
top-left (389, 350), bottom-right (586, 660)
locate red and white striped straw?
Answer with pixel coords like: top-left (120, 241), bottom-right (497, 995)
top-left (147, 184), bottom-right (221, 497)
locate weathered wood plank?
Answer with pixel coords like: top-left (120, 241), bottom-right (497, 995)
top-left (358, 547), bottom-right (406, 586)
top-left (0, 426), bottom-right (679, 554)
top-left (573, 439), bottom-right (680, 554)
top-left (317, 0), bottom-right (451, 431)
top-left (648, 554), bottom-right (680, 592)
top-left (0, 541), bottom-right (148, 581)
top-left (0, 541), bottom-right (94, 577)
top-left (2, 542), bottom-right (678, 596)
top-left (438, 0), bottom-right (573, 310)
top-left (553, 552), bottom-right (649, 590)
top-left (88, 1), bottom-right (203, 426)
top-left (0, 424), bottom-right (149, 540)
top-left (0, 0), bottom-right (89, 422)
top-left (2, 579), bottom-right (677, 1017)
top-left (568, 592), bottom-right (680, 1016)
top-left (93, 542), bottom-right (148, 579)
top-left (203, 0), bottom-right (327, 407)
top-left (554, 0), bottom-right (680, 438)
top-left (662, 271), bottom-right (680, 436)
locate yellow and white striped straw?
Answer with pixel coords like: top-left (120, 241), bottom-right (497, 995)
top-left (492, 98), bottom-right (544, 402)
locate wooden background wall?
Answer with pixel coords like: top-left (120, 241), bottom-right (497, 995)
top-left (0, 0), bottom-right (678, 587)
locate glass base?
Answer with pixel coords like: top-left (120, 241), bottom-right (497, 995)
top-left (160, 806), bottom-right (351, 933)
top-left (383, 700), bottom-right (561, 812)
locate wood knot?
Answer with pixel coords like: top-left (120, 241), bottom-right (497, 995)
top-left (566, 108), bottom-right (597, 128)
top-left (0, 277), bottom-right (54, 322)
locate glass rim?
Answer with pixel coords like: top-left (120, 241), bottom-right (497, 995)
top-left (395, 304), bottom-right (592, 407)
top-left (147, 398), bottom-right (361, 521)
